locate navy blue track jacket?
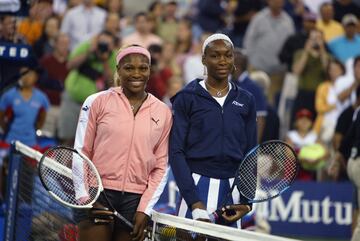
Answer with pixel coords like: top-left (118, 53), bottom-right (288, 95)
top-left (169, 79), bottom-right (258, 206)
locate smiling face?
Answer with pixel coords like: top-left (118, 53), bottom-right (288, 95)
top-left (202, 39), bottom-right (234, 82)
top-left (118, 53), bottom-right (150, 95)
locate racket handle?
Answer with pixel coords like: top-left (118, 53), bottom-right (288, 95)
top-left (113, 211), bottom-right (134, 229)
top-left (209, 210), bottom-right (222, 223)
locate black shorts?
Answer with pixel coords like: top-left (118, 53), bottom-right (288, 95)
top-left (73, 189), bottom-right (141, 230)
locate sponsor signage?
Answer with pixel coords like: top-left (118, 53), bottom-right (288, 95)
top-left (0, 43), bottom-right (31, 61)
top-left (156, 174), bottom-right (353, 239)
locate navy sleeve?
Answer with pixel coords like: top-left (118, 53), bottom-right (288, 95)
top-left (245, 94), bottom-right (258, 153)
top-left (169, 94), bottom-right (200, 207)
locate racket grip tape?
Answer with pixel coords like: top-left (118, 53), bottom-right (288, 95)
top-left (113, 211), bottom-right (134, 228)
top-left (209, 209), bottom-right (222, 223)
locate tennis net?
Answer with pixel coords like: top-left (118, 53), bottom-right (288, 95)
top-left (4, 141), bottom-right (302, 241)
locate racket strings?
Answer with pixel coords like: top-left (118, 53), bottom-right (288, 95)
top-left (38, 148), bottom-right (100, 207)
top-left (238, 142), bottom-right (298, 201)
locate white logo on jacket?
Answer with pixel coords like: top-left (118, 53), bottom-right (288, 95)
top-left (232, 101), bottom-right (244, 107)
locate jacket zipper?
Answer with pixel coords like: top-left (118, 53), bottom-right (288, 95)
top-left (221, 107), bottom-right (225, 164)
top-left (122, 115), bottom-right (135, 193)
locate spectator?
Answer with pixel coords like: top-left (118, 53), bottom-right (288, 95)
top-left (244, 0), bottom-right (295, 104)
top-left (58, 31), bottom-right (117, 146)
top-left (17, 0), bottom-right (53, 45)
top-left (122, 12), bottom-right (163, 49)
top-left (60, 0), bottom-right (106, 50)
top-left (0, 15), bottom-right (25, 89)
top-left (146, 44), bottom-right (173, 100)
top-left (329, 86), bottom-right (360, 181)
top-left (328, 14), bottom-right (360, 63)
top-left (194, 0), bottom-right (227, 38)
top-left (292, 29), bottom-right (329, 119)
top-left (314, 59), bottom-right (346, 144)
top-left (174, 19), bottom-right (194, 67)
top-left (232, 49), bottom-right (268, 142)
top-left (162, 42), bottom-right (181, 77)
top-left (333, 0), bottom-right (360, 23)
top-left (333, 56), bottom-right (360, 114)
top-left (33, 15), bottom-right (61, 58)
top-left (162, 75), bottom-right (184, 108)
top-left (148, 1), bottom-right (163, 23)
top-left (284, 0), bottom-right (308, 31)
top-left (279, 11), bottom-right (317, 71)
top-left (230, 0), bottom-right (263, 47)
top-left (0, 15), bottom-right (16, 43)
top-left (105, 0), bottom-right (124, 17)
top-left (105, 0), bottom-right (130, 37)
top-left (316, 2), bottom-right (344, 42)
top-left (329, 92), bottom-right (360, 240)
top-left (104, 13), bottom-right (121, 45)
top-left (156, 1), bottom-right (179, 44)
top-left (38, 33), bottom-right (70, 138)
top-left (182, 33), bottom-right (211, 84)
top-left (250, 70), bottom-right (281, 142)
top-left (0, 64), bottom-right (50, 146)
top-left (285, 108), bottom-right (323, 181)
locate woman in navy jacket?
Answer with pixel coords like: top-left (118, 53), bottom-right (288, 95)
top-left (169, 33), bottom-right (257, 227)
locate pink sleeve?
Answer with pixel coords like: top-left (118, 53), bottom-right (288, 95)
top-left (136, 108), bottom-right (173, 215)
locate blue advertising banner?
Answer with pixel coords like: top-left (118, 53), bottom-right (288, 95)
top-left (155, 173), bottom-right (353, 239)
top-left (263, 181), bottom-right (352, 239)
top-left (0, 43), bottom-right (33, 63)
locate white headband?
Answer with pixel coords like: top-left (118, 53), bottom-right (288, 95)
top-left (202, 33), bottom-right (234, 54)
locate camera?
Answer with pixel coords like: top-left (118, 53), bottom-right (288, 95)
top-left (313, 43), bottom-right (320, 50)
top-left (97, 42), bottom-right (109, 53)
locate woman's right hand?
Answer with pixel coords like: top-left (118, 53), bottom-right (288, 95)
top-left (191, 201), bottom-right (211, 222)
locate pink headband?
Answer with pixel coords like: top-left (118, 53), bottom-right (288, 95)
top-left (116, 46), bottom-right (151, 65)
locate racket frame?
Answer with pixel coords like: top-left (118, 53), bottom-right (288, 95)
top-left (38, 146), bottom-right (103, 209)
top-left (37, 146), bottom-right (135, 228)
top-left (220, 140), bottom-right (299, 209)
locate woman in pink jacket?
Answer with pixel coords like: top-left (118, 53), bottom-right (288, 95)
top-left (73, 45), bottom-right (172, 241)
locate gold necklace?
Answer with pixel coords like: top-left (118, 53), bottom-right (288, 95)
top-left (205, 81), bottom-right (229, 97)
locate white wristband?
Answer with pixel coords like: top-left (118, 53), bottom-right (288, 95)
top-left (192, 208), bottom-right (210, 220)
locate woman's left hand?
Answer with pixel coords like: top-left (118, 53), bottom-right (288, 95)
top-left (221, 205), bottom-right (252, 223)
top-left (131, 212), bottom-right (150, 241)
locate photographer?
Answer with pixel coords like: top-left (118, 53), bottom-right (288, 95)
top-left (57, 31), bottom-right (117, 146)
top-left (291, 29), bottom-right (329, 122)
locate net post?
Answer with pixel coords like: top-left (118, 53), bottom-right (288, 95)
top-left (151, 215), bottom-right (156, 241)
top-left (4, 143), bottom-right (21, 241)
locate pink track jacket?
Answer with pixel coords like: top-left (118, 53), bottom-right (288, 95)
top-left (74, 87), bottom-right (172, 215)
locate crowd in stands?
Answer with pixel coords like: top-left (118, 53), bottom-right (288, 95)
top-left (1, 0), bottom-right (360, 212)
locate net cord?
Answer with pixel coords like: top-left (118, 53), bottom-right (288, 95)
top-left (15, 141), bottom-right (102, 209)
top-left (151, 211), bottom-right (302, 241)
top-left (15, 141), bottom-right (72, 179)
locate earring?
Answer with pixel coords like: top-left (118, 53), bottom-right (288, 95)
top-left (233, 65), bottom-right (237, 71)
top-left (203, 66), bottom-right (207, 76)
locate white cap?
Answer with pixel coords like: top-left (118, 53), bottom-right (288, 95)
top-left (202, 33), bottom-right (234, 54)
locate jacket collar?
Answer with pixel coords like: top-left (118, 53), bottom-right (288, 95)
top-left (171, 78), bottom-right (240, 104)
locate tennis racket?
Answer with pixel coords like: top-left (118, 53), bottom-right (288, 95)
top-left (210, 140), bottom-right (299, 222)
top-left (36, 145), bottom-right (134, 229)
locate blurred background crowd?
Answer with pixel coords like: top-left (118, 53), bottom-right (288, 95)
top-left (1, 0), bottom-right (360, 232)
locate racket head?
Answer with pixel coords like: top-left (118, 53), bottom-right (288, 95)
top-left (235, 140), bottom-right (299, 203)
top-left (38, 146), bottom-right (102, 209)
